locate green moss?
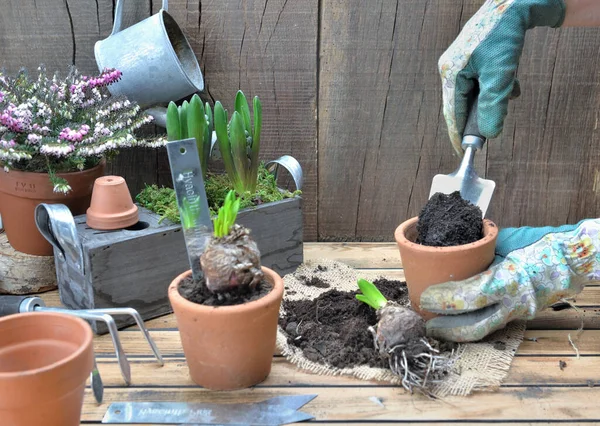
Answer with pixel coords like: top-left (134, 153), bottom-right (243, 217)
top-left (136, 164), bottom-right (301, 224)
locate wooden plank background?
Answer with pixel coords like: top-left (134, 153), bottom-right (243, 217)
top-left (1, 0), bottom-right (599, 241)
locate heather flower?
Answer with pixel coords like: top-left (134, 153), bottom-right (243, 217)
top-left (0, 65), bottom-right (166, 193)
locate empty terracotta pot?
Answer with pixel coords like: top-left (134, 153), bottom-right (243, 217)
top-left (0, 312), bottom-right (93, 426)
top-left (0, 162), bottom-right (105, 255)
top-left (168, 266), bottom-right (284, 390)
top-left (394, 217), bottom-right (498, 320)
top-left (86, 175), bottom-right (138, 230)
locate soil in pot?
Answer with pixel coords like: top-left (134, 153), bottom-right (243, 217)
top-left (178, 276), bottom-right (273, 306)
top-left (279, 278), bottom-right (409, 369)
top-left (416, 191), bottom-right (483, 247)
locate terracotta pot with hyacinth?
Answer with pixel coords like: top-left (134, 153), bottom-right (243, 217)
top-left (168, 190), bottom-right (284, 390)
top-left (0, 66), bottom-right (164, 255)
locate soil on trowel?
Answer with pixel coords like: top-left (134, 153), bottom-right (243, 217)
top-left (178, 277), bottom-right (273, 307)
top-left (280, 278), bottom-right (409, 369)
top-left (417, 191), bottom-right (483, 247)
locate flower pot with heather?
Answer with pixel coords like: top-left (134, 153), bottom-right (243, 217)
top-left (168, 190), bottom-right (283, 390)
top-left (0, 66), bottom-right (165, 255)
top-left (394, 192), bottom-right (498, 319)
top-left (0, 312), bottom-right (93, 426)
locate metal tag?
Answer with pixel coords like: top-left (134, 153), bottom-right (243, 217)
top-left (101, 395), bottom-right (317, 425)
top-left (166, 138), bottom-right (213, 282)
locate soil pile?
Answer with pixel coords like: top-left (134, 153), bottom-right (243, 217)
top-left (179, 276), bottom-right (273, 306)
top-left (417, 191), bottom-right (483, 247)
top-left (279, 278), bottom-right (409, 369)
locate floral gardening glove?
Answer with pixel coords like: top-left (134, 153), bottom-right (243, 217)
top-left (420, 219), bottom-right (600, 343)
top-left (439, 0), bottom-right (566, 154)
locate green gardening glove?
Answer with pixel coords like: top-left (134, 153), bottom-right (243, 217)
top-left (420, 219), bottom-right (600, 343)
top-left (439, 0), bottom-right (566, 154)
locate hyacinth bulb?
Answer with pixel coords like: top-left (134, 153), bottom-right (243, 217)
top-left (200, 224), bottom-right (263, 293)
top-left (374, 304), bottom-right (426, 357)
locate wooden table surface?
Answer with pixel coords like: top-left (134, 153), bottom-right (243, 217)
top-left (38, 243), bottom-right (600, 425)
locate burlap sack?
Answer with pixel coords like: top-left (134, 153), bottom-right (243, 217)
top-left (276, 259), bottom-right (526, 397)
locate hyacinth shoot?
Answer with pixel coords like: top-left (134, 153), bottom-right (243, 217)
top-left (0, 66), bottom-right (164, 193)
top-left (213, 190), bottom-right (240, 238)
top-left (213, 90), bottom-right (262, 195)
top-left (199, 190), bottom-right (263, 293)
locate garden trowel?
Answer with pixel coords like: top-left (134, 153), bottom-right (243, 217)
top-left (428, 94), bottom-right (495, 217)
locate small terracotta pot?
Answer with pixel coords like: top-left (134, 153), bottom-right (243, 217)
top-left (0, 312), bottom-right (93, 426)
top-left (86, 175), bottom-right (138, 230)
top-left (168, 266), bottom-right (284, 390)
top-left (394, 217), bottom-right (498, 320)
top-left (0, 161), bottom-right (105, 255)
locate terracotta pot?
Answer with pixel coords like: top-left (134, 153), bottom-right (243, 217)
top-left (0, 312), bottom-right (93, 426)
top-left (168, 266), bottom-right (284, 390)
top-left (394, 217), bottom-right (498, 320)
top-left (0, 162), bottom-right (105, 255)
top-left (86, 175), bottom-right (138, 230)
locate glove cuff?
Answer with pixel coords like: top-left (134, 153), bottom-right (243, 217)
top-left (528, 0), bottom-right (567, 28)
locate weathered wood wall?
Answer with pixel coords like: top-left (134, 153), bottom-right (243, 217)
top-left (1, 0), bottom-right (599, 241)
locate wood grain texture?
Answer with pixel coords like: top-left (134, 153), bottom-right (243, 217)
top-left (91, 355), bottom-right (600, 387)
top-left (0, 232), bottom-right (56, 294)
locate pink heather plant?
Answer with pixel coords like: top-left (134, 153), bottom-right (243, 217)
top-left (0, 66), bottom-right (166, 193)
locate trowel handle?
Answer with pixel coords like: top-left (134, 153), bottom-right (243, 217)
top-left (0, 296), bottom-right (28, 317)
top-left (0, 296), bottom-right (46, 317)
top-left (462, 90), bottom-right (486, 151)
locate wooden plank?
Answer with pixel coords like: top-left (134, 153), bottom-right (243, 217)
top-left (486, 26), bottom-right (600, 228)
top-left (90, 329), bottom-right (600, 357)
top-left (304, 242), bottom-right (402, 268)
top-left (527, 307), bottom-right (600, 330)
top-left (80, 386), bottom-right (600, 422)
top-left (92, 355), bottom-right (600, 388)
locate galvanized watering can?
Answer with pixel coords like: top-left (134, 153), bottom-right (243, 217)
top-left (94, 0), bottom-right (203, 125)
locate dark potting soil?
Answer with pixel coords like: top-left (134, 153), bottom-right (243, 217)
top-left (298, 275), bottom-right (330, 288)
top-left (178, 277), bottom-right (273, 307)
top-left (417, 191), bottom-right (483, 247)
top-left (279, 278), bottom-right (410, 369)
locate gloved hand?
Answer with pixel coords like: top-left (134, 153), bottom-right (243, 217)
top-left (439, 0), bottom-right (566, 154)
top-left (420, 219), bottom-right (600, 342)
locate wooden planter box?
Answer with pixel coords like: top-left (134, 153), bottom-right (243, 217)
top-left (55, 197), bottom-right (302, 334)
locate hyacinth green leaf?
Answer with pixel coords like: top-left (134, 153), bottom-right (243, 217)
top-left (356, 278), bottom-right (387, 310)
top-left (229, 111), bottom-right (248, 190)
top-left (203, 102), bottom-right (213, 170)
top-left (214, 101), bottom-right (240, 192)
top-left (235, 90), bottom-right (252, 135)
top-left (356, 294), bottom-right (379, 310)
top-left (166, 102), bottom-right (180, 141)
top-left (188, 95), bottom-right (207, 176)
top-left (213, 190), bottom-right (239, 237)
top-left (248, 95), bottom-right (262, 193)
top-left (178, 101), bottom-right (189, 139)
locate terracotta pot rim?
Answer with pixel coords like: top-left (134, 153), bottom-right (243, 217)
top-left (1, 159), bottom-right (106, 178)
top-left (0, 312), bottom-right (93, 379)
top-left (168, 266), bottom-right (284, 315)
top-left (394, 216), bottom-right (498, 253)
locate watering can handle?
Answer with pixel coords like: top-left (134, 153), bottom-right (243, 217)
top-left (112, 0), bottom-right (169, 36)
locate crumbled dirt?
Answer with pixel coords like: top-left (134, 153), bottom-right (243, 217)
top-left (178, 277), bottom-right (273, 306)
top-left (417, 191), bottom-right (483, 247)
top-left (298, 275), bottom-right (330, 288)
top-left (493, 341), bottom-right (507, 351)
top-left (559, 360), bottom-right (567, 371)
top-left (279, 278), bottom-right (409, 369)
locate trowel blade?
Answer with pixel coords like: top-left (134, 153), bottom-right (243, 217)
top-left (101, 395), bottom-right (317, 425)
